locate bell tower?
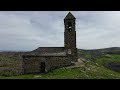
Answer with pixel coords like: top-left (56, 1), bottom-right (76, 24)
top-left (64, 12), bottom-right (77, 62)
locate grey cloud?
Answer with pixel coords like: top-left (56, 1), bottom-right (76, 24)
top-left (0, 11), bottom-right (120, 51)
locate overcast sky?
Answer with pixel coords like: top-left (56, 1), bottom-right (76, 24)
top-left (0, 11), bottom-right (120, 51)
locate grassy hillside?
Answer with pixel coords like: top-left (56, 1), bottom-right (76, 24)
top-left (78, 48), bottom-right (120, 73)
top-left (37, 60), bottom-right (120, 79)
top-left (0, 60), bottom-right (120, 79)
top-left (96, 54), bottom-right (120, 72)
top-left (0, 47), bottom-right (120, 79)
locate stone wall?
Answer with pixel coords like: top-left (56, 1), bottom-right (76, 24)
top-left (0, 53), bottom-right (23, 76)
top-left (22, 55), bottom-right (71, 74)
top-left (64, 16), bottom-right (77, 62)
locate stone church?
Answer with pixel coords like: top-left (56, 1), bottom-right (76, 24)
top-left (22, 12), bottom-right (78, 74)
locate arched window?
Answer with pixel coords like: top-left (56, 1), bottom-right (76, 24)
top-left (68, 22), bottom-right (72, 31)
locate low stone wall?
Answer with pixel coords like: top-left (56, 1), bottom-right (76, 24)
top-left (0, 54), bottom-right (23, 76)
top-left (22, 55), bottom-right (71, 74)
top-left (46, 56), bottom-right (71, 70)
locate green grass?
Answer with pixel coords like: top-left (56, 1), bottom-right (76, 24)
top-left (0, 75), bottom-right (34, 79)
top-left (96, 54), bottom-right (120, 65)
top-left (112, 54), bottom-right (120, 61)
top-left (1, 60), bottom-right (120, 79)
top-left (1, 52), bottom-right (120, 79)
top-left (78, 50), bottom-right (92, 60)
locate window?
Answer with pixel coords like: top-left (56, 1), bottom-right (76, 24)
top-left (68, 22), bottom-right (72, 27)
top-left (68, 22), bottom-right (72, 31)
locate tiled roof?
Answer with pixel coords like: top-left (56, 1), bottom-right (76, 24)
top-left (30, 47), bottom-right (66, 56)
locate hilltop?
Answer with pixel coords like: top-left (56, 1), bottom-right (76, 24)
top-left (0, 47), bottom-right (120, 79)
top-left (0, 58), bottom-right (120, 79)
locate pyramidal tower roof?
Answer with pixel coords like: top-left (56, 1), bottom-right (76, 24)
top-left (64, 12), bottom-right (76, 19)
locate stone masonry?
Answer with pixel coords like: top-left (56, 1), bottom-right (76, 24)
top-left (22, 12), bottom-right (78, 74)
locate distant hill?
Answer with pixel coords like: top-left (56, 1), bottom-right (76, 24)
top-left (78, 47), bottom-right (120, 51)
top-left (0, 47), bottom-right (120, 78)
top-left (78, 47), bottom-right (120, 56)
top-left (0, 50), bottom-right (30, 52)
top-left (78, 47), bottom-right (120, 73)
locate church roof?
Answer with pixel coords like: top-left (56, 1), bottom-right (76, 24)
top-left (64, 12), bottom-right (76, 19)
top-left (30, 47), bottom-right (66, 56)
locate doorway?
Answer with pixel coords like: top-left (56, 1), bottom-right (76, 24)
top-left (41, 62), bottom-right (45, 73)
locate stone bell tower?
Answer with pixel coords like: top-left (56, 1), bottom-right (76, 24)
top-left (64, 12), bottom-right (77, 62)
